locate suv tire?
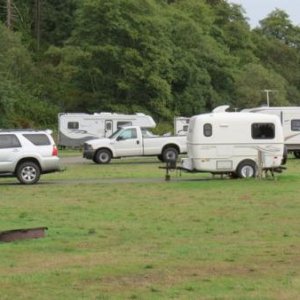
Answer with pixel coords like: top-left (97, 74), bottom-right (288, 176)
top-left (16, 161), bottom-right (41, 184)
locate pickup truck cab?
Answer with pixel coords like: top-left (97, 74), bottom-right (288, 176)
top-left (83, 126), bottom-right (187, 164)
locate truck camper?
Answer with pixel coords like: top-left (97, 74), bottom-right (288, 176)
top-left (58, 112), bottom-right (156, 148)
top-left (181, 111), bottom-right (285, 178)
top-left (242, 106), bottom-right (300, 158)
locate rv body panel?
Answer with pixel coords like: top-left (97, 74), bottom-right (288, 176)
top-left (182, 112), bottom-right (284, 174)
top-left (174, 117), bottom-right (190, 136)
top-left (58, 112), bottom-right (156, 148)
top-left (242, 107), bottom-right (300, 152)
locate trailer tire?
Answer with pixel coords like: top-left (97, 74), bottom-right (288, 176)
top-left (16, 161), bottom-right (41, 184)
top-left (162, 147), bottom-right (178, 162)
top-left (293, 151), bottom-right (300, 159)
top-left (236, 160), bottom-right (257, 178)
top-left (94, 149), bottom-right (112, 164)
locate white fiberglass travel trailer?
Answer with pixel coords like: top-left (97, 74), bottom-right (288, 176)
top-left (58, 112), bottom-right (156, 148)
top-left (242, 106), bottom-right (300, 158)
top-left (181, 112), bottom-right (285, 178)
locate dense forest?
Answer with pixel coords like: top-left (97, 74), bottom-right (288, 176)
top-left (1, 0), bottom-right (300, 129)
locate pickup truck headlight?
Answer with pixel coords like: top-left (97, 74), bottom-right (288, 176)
top-left (83, 143), bottom-right (93, 151)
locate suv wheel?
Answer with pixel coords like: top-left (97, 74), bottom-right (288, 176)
top-left (16, 161), bottom-right (41, 184)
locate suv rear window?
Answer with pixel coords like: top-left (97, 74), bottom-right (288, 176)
top-left (0, 134), bottom-right (21, 148)
top-left (23, 134), bottom-right (51, 146)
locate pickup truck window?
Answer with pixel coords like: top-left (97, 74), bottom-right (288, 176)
top-left (141, 128), bottom-right (157, 138)
top-left (109, 128), bottom-right (123, 139)
top-left (118, 128), bottom-right (137, 140)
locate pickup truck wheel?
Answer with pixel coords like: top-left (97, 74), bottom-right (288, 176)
top-left (236, 160), bottom-right (257, 178)
top-left (16, 161), bottom-right (41, 184)
top-left (162, 147), bottom-right (178, 162)
top-left (94, 149), bottom-right (112, 164)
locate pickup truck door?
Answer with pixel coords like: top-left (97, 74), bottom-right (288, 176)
top-left (114, 128), bottom-right (143, 157)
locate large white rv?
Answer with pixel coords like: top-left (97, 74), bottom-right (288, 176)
top-left (174, 117), bottom-right (190, 136)
top-left (181, 112), bottom-right (285, 178)
top-left (242, 106), bottom-right (300, 158)
top-left (58, 112), bottom-right (156, 148)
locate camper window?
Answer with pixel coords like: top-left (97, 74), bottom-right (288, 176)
top-left (251, 123), bottom-right (275, 139)
top-left (68, 122), bottom-right (79, 129)
top-left (117, 121), bottom-right (132, 129)
top-left (291, 119), bottom-right (300, 131)
top-left (203, 123), bottom-right (212, 137)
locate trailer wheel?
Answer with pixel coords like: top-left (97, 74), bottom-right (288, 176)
top-left (94, 149), bottom-right (112, 164)
top-left (294, 151), bottom-right (300, 159)
top-left (236, 160), bottom-right (257, 178)
top-left (162, 147), bottom-right (178, 162)
top-left (16, 161), bottom-right (41, 184)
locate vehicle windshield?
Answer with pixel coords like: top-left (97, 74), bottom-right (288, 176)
top-left (109, 128), bottom-right (123, 139)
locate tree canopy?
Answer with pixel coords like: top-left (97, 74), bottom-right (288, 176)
top-left (0, 0), bottom-right (300, 128)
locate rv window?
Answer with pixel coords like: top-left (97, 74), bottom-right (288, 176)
top-left (117, 121), bottom-right (132, 129)
top-left (291, 119), bottom-right (300, 131)
top-left (251, 123), bottom-right (275, 139)
top-left (203, 124), bottom-right (212, 137)
top-left (68, 122), bottom-right (79, 129)
top-left (0, 134), bottom-right (21, 148)
top-left (183, 125), bottom-right (189, 132)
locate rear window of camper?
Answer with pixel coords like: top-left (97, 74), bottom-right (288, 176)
top-left (68, 122), bottom-right (79, 129)
top-left (251, 123), bottom-right (275, 139)
top-left (291, 119), bottom-right (300, 131)
top-left (203, 123), bottom-right (212, 137)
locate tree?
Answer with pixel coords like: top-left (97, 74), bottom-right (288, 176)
top-left (233, 63), bottom-right (288, 109)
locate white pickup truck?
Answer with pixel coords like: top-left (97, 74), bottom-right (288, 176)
top-left (83, 126), bottom-right (187, 164)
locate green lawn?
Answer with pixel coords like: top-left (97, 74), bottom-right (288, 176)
top-left (0, 154), bottom-right (299, 299)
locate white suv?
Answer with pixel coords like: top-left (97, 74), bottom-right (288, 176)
top-left (0, 130), bottom-right (60, 184)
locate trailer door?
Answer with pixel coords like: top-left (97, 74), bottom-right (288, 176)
top-left (105, 120), bottom-right (113, 137)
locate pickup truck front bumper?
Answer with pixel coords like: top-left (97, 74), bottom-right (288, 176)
top-left (83, 144), bottom-right (95, 160)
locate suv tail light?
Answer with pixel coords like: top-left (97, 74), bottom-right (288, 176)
top-left (52, 145), bottom-right (58, 156)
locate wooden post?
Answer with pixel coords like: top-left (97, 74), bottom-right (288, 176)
top-left (257, 150), bottom-right (263, 179)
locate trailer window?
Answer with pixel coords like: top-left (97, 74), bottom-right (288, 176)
top-left (291, 119), bottom-right (300, 131)
top-left (252, 123), bottom-right (275, 139)
top-left (117, 121), bottom-right (132, 129)
top-left (203, 124), bottom-right (212, 137)
top-left (68, 122), bottom-right (79, 129)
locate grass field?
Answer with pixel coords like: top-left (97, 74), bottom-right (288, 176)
top-left (0, 153), bottom-right (300, 299)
